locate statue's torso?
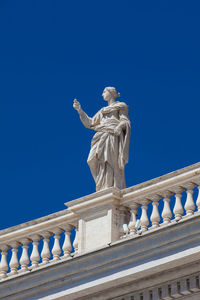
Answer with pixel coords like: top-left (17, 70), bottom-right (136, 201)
top-left (102, 110), bottom-right (119, 121)
top-left (92, 102), bottom-right (128, 132)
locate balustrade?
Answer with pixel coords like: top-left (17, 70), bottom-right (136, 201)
top-left (0, 211), bottom-right (76, 279)
top-left (0, 163), bottom-right (200, 282)
top-left (123, 171), bottom-right (200, 237)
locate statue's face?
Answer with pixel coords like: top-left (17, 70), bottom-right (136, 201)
top-left (102, 89), bottom-right (111, 101)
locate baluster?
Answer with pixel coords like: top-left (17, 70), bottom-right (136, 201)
top-left (30, 234), bottom-right (41, 268)
top-left (140, 200), bottom-right (150, 232)
top-left (185, 183), bottom-right (196, 216)
top-left (173, 187), bottom-right (184, 221)
top-left (19, 239), bottom-right (30, 272)
top-left (0, 246), bottom-right (9, 279)
top-left (196, 185), bottom-right (200, 212)
top-left (128, 204), bottom-right (139, 235)
top-left (150, 195), bottom-right (160, 228)
top-left (119, 206), bottom-right (130, 238)
top-left (52, 228), bottom-right (63, 261)
top-left (62, 225), bottom-right (73, 258)
top-left (162, 191), bottom-right (173, 224)
top-left (73, 227), bottom-right (79, 255)
top-left (9, 242), bottom-right (20, 275)
top-left (41, 232), bottom-right (51, 264)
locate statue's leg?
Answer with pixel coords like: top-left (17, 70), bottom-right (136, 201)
top-left (104, 162), bottom-right (114, 189)
top-left (96, 162), bottom-right (113, 191)
top-left (113, 165), bottom-right (126, 190)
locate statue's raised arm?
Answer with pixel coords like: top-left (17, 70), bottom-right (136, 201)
top-left (73, 98), bottom-right (81, 112)
top-left (73, 87), bottom-right (131, 191)
top-left (73, 98), bottom-right (94, 129)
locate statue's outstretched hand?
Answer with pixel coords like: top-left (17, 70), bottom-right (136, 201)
top-left (73, 98), bottom-right (81, 112)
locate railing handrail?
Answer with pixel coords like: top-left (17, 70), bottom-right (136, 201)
top-left (122, 162), bottom-right (200, 203)
top-left (0, 210), bottom-right (76, 246)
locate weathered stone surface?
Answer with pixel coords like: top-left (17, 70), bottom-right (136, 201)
top-left (73, 87), bottom-right (131, 191)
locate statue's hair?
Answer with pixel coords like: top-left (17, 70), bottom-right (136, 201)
top-left (105, 87), bottom-right (120, 98)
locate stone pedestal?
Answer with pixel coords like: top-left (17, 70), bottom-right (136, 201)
top-left (65, 188), bottom-right (129, 253)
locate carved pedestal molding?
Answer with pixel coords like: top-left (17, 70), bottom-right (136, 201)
top-left (66, 188), bottom-right (122, 253)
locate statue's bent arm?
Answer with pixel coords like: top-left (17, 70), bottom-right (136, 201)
top-left (118, 108), bottom-right (130, 131)
top-left (79, 108), bottom-right (101, 129)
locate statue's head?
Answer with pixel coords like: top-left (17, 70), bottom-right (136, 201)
top-left (102, 87), bottom-right (120, 101)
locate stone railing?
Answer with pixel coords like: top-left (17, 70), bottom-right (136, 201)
top-left (0, 209), bottom-right (78, 279)
top-left (122, 163), bottom-right (200, 236)
top-left (0, 162), bottom-right (200, 282)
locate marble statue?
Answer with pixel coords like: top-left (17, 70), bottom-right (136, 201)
top-left (73, 87), bottom-right (131, 191)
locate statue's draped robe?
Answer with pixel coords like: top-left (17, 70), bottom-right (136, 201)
top-left (79, 102), bottom-right (131, 191)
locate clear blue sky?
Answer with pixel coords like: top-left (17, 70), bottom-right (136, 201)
top-left (0, 1), bottom-right (200, 229)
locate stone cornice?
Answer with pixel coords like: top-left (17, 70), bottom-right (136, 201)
top-left (1, 214), bottom-right (200, 299)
